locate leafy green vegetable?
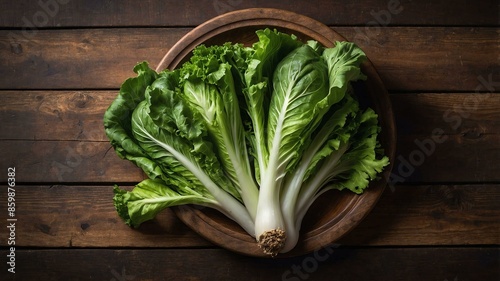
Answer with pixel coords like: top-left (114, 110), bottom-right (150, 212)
top-left (179, 44), bottom-right (259, 219)
top-left (104, 28), bottom-right (389, 256)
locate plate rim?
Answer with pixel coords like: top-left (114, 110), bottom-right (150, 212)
top-left (156, 8), bottom-right (397, 258)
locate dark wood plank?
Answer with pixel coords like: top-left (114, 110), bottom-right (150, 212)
top-left (0, 2), bottom-right (495, 280)
top-left (0, 185), bottom-right (497, 248)
top-left (393, 134), bottom-right (500, 183)
top-left (2, 134), bottom-right (498, 183)
top-left (339, 184), bottom-right (500, 246)
top-left (2, 91), bottom-right (499, 141)
top-left (391, 93), bottom-right (500, 136)
top-left (388, 93), bottom-right (500, 183)
top-left (2, 248), bottom-right (498, 280)
top-left (1, 90), bottom-right (499, 183)
top-left (0, 0), bottom-right (497, 27)
top-left (0, 27), bottom-right (498, 91)
top-left (0, 91), bottom-right (113, 141)
top-left (0, 28), bottom-right (187, 89)
top-left (0, 185), bottom-right (211, 248)
top-left (338, 27), bottom-right (500, 92)
top-left (0, 140), bottom-right (143, 183)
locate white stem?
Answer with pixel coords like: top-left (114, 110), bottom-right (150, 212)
top-left (225, 144), bottom-right (259, 221)
top-left (295, 143), bottom-right (348, 217)
top-left (254, 161), bottom-right (285, 239)
top-left (285, 187), bottom-right (332, 253)
top-left (135, 122), bottom-right (255, 235)
top-left (254, 99), bottom-right (289, 239)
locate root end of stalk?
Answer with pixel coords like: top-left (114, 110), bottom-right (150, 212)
top-left (257, 228), bottom-right (286, 257)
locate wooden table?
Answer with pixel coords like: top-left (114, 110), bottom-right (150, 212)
top-left (0, 1), bottom-right (498, 280)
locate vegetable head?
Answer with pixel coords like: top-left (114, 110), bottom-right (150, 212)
top-left (104, 28), bottom-right (389, 256)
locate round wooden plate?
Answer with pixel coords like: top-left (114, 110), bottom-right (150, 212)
top-left (156, 8), bottom-right (396, 258)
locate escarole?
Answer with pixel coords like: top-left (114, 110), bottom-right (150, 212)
top-left (104, 28), bottom-right (389, 257)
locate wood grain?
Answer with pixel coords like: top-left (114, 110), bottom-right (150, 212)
top-left (2, 91), bottom-right (499, 141)
top-left (0, 185), bottom-right (211, 248)
top-left (394, 134), bottom-right (500, 183)
top-left (0, 184), bottom-right (497, 248)
top-left (1, 134), bottom-right (498, 184)
top-left (2, 248), bottom-right (498, 281)
top-left (0, 27), bottom-right (498, 91)
top-left (0, 91), bottom-right (113, 141)
top-left (0, 0), bottom-right (497, 27)
top-left (0, 1), bottom-right (497, 278)
top-left (339, 185), bottom-right (500, 246)
top-left (0, 28), bottom-right (187, 89)
top-left (1, 91), bottom-right (498, 183)
top-left (338, 27), bottom-right (500, 92)
top-left (0, 140), bottom-right (144, 183)
top-left (391, 93), bottom-right (500, 136)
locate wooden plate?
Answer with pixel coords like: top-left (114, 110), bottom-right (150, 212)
top-left (156, 8), bottom-right (396, 258)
